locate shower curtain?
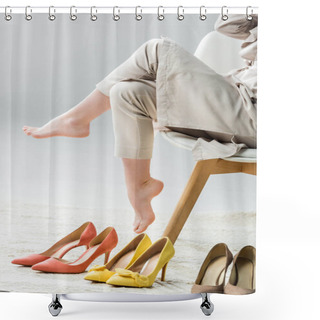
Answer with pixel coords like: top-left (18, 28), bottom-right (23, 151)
top-left (0, 6), bottom-right (257, 296)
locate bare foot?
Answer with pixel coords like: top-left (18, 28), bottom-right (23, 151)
top-left (22, 115), bottom-right (90, 139)
top-left (128, 178), bottom-right (164, 233)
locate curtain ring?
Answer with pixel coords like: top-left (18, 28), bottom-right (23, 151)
top-left (246, 6), bottom-right (253, 21)
top-left (200, 6), bottom-right (207, 21)
top-left (49, 6), bottom-right (56, 21)
top-left (177, 6), bottom-right (184, 21)
top-left (157, 6), bottom-right (164, 21)
top-left (90, 6), bottom-right (98, 21)
top-left (70, 6), bottom-right (77, 21)
top-left (25, 6), bottom-right (32, 21)
top-left (135, 6), bottom-right (142, 21)
top-left (221, 6), bottom-right (228, 21)
top-left (113, 6), bottom-right (120, 21)
top-left (4, 6), bottom-right (12, 21)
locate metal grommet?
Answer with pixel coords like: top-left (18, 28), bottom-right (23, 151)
top-left (221, 6), bottom-right (228, 21)
top-left (135, 6), bottom-right (142, 21)
top-left (200, 6), bottom-right (207, 21)
top-left (49, 6), bottom-right (56, 21)
top-left (25, 6), bottom-right (32, 21)
top-left (177, 6), bottom-right (184, 21)
top-left (90, 6), bottom-right (97, 21)
top-left (157, 6), bottom-right (164, 21)
top-left (113, 6), bottom-right (120, 21)
top-left (4, 6), bottom-right (12, 21)
top-left (70, 6), bottom-right (77, 21)
top-left (246, 6), bottom-right (253, 21)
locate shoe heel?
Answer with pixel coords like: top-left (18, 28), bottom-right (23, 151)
top-left (161, 262), bottom-right (169, 281)
top-left (104, 251), bottom-right (110, 265)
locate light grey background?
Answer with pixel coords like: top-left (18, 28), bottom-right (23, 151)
top-left (0, 13), bottom-right (256, 215)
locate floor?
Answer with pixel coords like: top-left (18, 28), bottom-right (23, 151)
top-left (0, 203), bottom-right (255, 294)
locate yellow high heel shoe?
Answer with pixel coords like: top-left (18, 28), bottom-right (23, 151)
top-left (106, 237), bottom-right (175, 288)
top-left (84, 233), bottom-right (152, 282)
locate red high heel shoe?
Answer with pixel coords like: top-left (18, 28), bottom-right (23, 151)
top-left (32, 227), bottom-right (118, 273)
top-left (11, 222), bottom-right (97, 267)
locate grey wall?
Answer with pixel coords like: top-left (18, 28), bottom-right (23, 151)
top-left (0, 13), bottom-right (256, 214)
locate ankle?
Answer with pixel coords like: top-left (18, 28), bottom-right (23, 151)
top-left (140, 177), bottom-right (154, 187)
top-left (62, 115), bottom-right (89, 128)
top-left (129, 177), bottom-right (155, 195)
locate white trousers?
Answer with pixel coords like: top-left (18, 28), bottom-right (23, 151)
top-left (96, 39), bottom-right (162, 159)
top-left (96, 37), bottom-right (256, 160)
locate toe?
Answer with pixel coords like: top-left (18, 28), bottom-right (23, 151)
top-left (135, 223), bottom-right (147, 234)
top-left (133, 219), bottom-right (140, 229)
top-left (133, 223), bottom-right (141, 233)
top-left (133, 214), bottom-right (141, 229)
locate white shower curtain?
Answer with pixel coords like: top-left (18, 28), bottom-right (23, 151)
top-left (0, 9), bottom-right (256, 296)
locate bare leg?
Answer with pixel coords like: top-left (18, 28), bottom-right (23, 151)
top-left (24, 39), bottom-right (165, 233)
top-left (122, 158), bottom-right (164, 233)
top-left (23, 38), bottom-right (162, 139)
top-left (23, 89), bottom-right (110, 138)
top-left (109, 79), bottom-right (162, 233)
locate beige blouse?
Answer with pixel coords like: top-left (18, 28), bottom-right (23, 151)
top-left (215, 14), bottom-right (258, 128)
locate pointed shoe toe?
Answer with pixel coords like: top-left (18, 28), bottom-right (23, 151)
top-left (32, 258), bottom-right (64, 272)
top-left (107, 272), bottom-right (138, 287)
top-left (11, 254), bottom-right (49, 267)
top-left (84, 269), bottom-right (116, 282)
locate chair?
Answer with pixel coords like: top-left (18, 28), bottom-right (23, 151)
top-left (161, 31), bottom-right (257, 245)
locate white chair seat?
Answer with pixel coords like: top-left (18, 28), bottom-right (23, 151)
top-left (160, 131), bottom-right (256, 163)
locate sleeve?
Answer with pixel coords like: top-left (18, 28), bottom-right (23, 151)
top-left (214, 14), bottom-right (258, 40)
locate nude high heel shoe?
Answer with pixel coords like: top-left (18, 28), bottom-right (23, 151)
top-left (84, 233), bottom-right (152, 282)
top-left (191, 243), bottom-right (233, 294)
top-left (106, 237), bottom-right (175, 288)
top-left (11, 222), bottom-right (97, 266)
top-left (32, 227), bottom-right (118, 274)
top-left (224, 245), bottom-right (256, 295)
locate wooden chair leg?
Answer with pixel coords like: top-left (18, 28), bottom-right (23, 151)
top-left (241, 162), bottom-right (257, 175)
top-left (162, 160), bottom-right (212, 245)
top-left (162, 158), bottom-right (256, 244)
